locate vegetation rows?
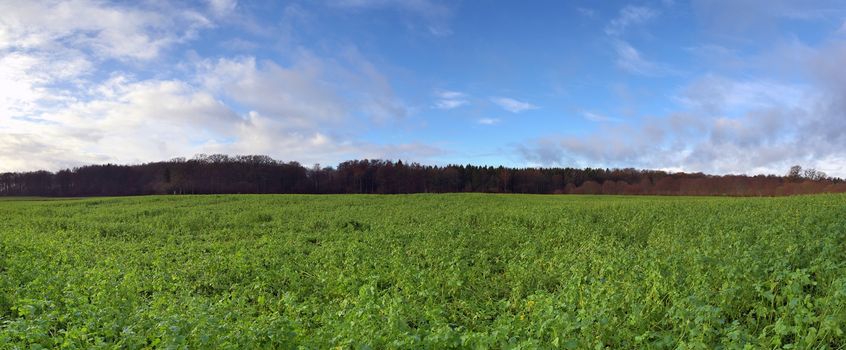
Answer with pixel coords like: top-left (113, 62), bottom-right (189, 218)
top-left (1, 194), bottom-right (845, 349)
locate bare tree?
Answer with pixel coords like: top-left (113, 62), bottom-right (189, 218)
top-left (803, 168), bottom-right (827, 181)
top-left (787, 165), bottom-right (802, 180)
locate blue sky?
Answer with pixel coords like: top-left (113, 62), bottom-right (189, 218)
top-left (2, 0), bottom-right (846, 176)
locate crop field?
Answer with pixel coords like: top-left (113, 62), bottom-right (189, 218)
top-left (1, 194), bottom-right (845, 349)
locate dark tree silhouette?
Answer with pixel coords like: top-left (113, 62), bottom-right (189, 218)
top-left (0, 156), bottom-right (843, 197)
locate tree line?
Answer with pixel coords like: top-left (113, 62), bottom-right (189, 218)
top-left (1, 154), bottom-right (843, 197)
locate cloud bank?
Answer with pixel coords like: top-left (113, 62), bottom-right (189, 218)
top-left (0, 0), bottom-right (435, 172)
top-left (521, 38), bottom-right (846, 176)
top-left (3, 1), bottom-right (846, 178)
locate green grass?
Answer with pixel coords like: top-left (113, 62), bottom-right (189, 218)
top-left (1, 194), bottom-right (845, 349)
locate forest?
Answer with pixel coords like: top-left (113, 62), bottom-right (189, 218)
top-left (1, 154), bottom-right (843, 197)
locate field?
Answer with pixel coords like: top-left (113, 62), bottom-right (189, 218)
top-left (1, 194), bottom-right (845, 349)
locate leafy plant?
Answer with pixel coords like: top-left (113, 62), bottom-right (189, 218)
top-left (0, 194), bottom-right (844, 348)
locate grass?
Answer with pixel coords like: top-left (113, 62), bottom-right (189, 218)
top-left (1, 194), bottom-right (845, 349)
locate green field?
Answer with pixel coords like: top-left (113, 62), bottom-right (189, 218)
top-left (1, 194), bottom-right (845, 349)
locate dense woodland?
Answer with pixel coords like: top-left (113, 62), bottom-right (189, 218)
top-left (1, 154), bottom-right (843, 196)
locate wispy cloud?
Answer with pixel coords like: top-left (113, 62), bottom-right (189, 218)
top-left (605, 5), bottom-right (659, 36)
top-left (577, 7), bottom-right (596, 19)
top-left (328, 0), bottom-right (453, 36)
top-left (433, 90), bottom-right (468, 110)
top-left (602, 5), bottom-right (675, 77)
top-left (613, 40), bottom-right (675, 76)
top-left (477, 118), bottom-right (500, 125)
top-left (582, 111), bottom-right (622, 123)
top-left (207, 0), bottom-right (238, 17)
top-left (434, 99), bottom-right (467, 110)
top-left (491, 97), bottom-right (538, 113)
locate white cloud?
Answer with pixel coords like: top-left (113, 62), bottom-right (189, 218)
top-left (582, 111), bottom-right (621, 123)
top-left (183, 110), bottom-right (443, 166)
top-left (528, 109), bottom-right (794, 175)
top-left (0, 77), bottom-right (241, 171)
top-left (521, 57), bottom-right (846, 177)
top-left (613, 40), bottom-right (677, 76)
top-left (436, 90), bottom-right (464, 99)
top-left (0, 71), bottom-right (433, 172)
top-left (614, 41), bottom-right (648, 72)
top-left (0, 0), bottom-right (439, 172)
top-left (0, 0), bottom-right (211, 61)
top-left (477, 118), bottom-right (500, 125)
top-left (1, 45), bottom-right (423, 172)
top-left (435, 100), bottom-right (468, 109)
top-left (339, 48), bottom-right (409, 122)
top-left (329, 0), bottom-right (453, 36)
top-left (0, 50), bottom-right (94, 122)
top-left (200, 56), bottom-right (349, 128)
top-left (207, 0), bottom-right (237, 17)
top-left (605, 5), bottom-right (659, 36)
top-left (603, 5), bottom-right (675, 77)
top-left (0, 133), bottom-right (98, 173)
top-left (0, 0), bottom-right (216, 127)
top-left (519, 17), bottom-right (846, 178)
top-left (200, 48), bottom-right (407, 125)
top-left (691, 0), bottom-right (845, 38)
top-left (677, 75), bottom-right (808, 115)
top-left (433, 90), bottom-right (468, 109)
top-left (491, 97), bottom-right (538, 113)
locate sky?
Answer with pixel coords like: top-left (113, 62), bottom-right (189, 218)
top-left (2, 0), bottom-right (846, 176)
